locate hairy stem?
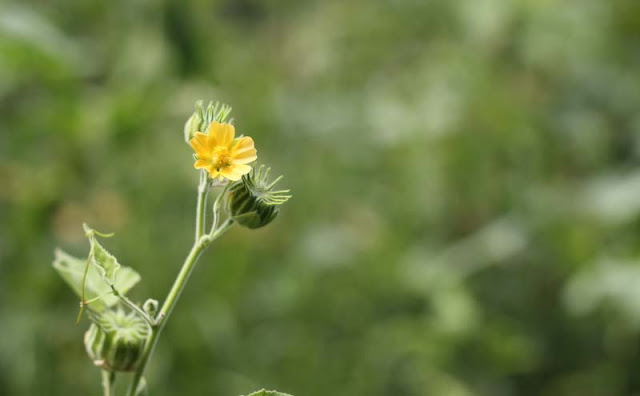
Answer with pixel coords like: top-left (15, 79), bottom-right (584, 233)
top-left (111, 287), bottom-right (155, 327)
top-left (195, 170), bottom-right (209, 242)
top-left (126, 196), bottom-right (233, 396)
top-left (101, 370), bottom-right (115, 396)
top-left (77, 246), bottom-right (95, 325)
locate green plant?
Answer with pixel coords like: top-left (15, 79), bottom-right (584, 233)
top-left (52, 101), bottom-right (292, 396)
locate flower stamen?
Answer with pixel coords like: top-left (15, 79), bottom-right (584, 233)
top-left (212, 148), bottom-right (232, 171)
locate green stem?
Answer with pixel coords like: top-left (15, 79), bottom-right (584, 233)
top-left (111, 287), bottom-right (155, 327)
top-left (126, 219), bottom-right (234, 396)
top-left (77, 246), bottom-right (95, 325)
top-left (195, 171), bottom-right (209, 242)
top-left (101, 370), bottom-right (115, 396)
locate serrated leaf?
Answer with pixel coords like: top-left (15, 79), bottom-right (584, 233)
top-left (52, 248), bottom-right (141, 311)
top-left (243, 390), bottom-right (294, 396)
top-left (91, 237), bottom-right (120, 286)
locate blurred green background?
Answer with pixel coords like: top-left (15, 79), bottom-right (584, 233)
top-left (2, 0), bottom-right (640, 395)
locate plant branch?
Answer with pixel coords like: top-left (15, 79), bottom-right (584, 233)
top-left (110, 286), bottom-right (155, 327)
top-left (126, 202), bottom-right (233, 396)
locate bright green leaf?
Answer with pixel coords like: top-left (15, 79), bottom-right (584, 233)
top-left (90, 237), bottom-right (120, 286)
top-left (52, 248), bottom-right (141, 311)
top-left (82, 223), bottom-right (121, 286)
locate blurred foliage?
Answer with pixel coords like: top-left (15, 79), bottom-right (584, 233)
top-left (2, 0), bottom-right (640, 395)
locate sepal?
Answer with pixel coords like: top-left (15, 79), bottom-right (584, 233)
top-left (184, 100), bottom-right (233, 142)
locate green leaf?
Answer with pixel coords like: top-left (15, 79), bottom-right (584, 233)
top-left (52, 248), bottom-right (141, 311)
top-left (91, 237), bottom-right (120, 286)
top-left (82, 223), bottom-right (121, 286)
top-left (243, 390), bottom-right (294, 396)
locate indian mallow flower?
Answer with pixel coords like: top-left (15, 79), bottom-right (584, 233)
top-left (189, 121), bottom-right (257, 181)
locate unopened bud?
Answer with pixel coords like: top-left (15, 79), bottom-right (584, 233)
top-left (184, 100), bottom-right (233, 143)
top-left (183, 104), bottom-right (203, 142)
top-left (84, 309), bottom-right (150, 372)
top-left (227, 165), bottom-right (291, 229)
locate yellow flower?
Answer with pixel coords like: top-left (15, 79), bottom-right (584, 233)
top-left (189, 122), bottom-right (257, 181)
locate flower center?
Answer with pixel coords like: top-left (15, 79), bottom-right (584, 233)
top-left (212, 148), bottom-right (232, 170)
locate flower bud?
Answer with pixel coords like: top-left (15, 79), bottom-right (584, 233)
top-left (183, 105), bottom-right (203, 142)
top-left (184, 100), bottom-right (233, 143)
top-left (227, 165), bottom-right (291, 229)
top-left (84, 309), bottom-right (150, 372)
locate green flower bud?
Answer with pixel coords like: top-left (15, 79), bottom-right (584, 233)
top-left (84, 309), bottom-right (150, 372)
top-left (227, 165), bottom-right (291, 229)
top-left (184, 100), bottom-right (233, 143)
top-left (183, 106), bottom-right (203, 143)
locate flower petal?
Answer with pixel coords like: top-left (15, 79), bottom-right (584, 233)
top-left (189, 133), bottom-right (212, 159)
top-left (194, 159), bottom-right (211, 169)
top-left (233, 148), bottom-right (256, 158)
top-left (206, 166), bottom-right (220, 179)
top-left (209, 122), bottom-right (235, 148)
top-left (231, 137), bottom-right (257, 164)
top-left (220, 164), bottom-right (252, 181)
top-left (231, 136), bottom-right (255, 154)
top-left (233, 164), bottom-right (252, 174)
top-left (232, 149), bottom-right (257, 165)
top-left (219, 169), bottom-right (242, 181)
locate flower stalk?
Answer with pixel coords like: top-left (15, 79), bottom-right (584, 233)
top-left (195, 170), bottom-right (209, 242)
top-left (102, 370), bottom-right (115, 396)
top-left (126, 186), bottom-right (234, 395)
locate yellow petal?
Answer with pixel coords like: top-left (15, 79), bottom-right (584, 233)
top-left (189, 133), bottom-right (211, 158)
top-left (232, 136), bottom-right (254, 154)
top-left (220, 164), bottom-right (252, 181)
top-left (233, 164), bottom-right (252, 174)
top-left (219, 169), bottom-right (242, 181)
top-left (194, 159), bottom-right (210, 169)
top-left (208, 122), bottom-right (235, 148)
top-left (233, 147), bottom-right (256, 159)
top-left (232, 150), bottom-right (257, 165)
top-left (231, 137), bottom-right (257, 164)
top-left (206, 166), bottom-right (220, 179)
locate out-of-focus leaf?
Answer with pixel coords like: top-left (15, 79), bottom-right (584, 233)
top-left (564, 258), bottom-right (640, 328)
